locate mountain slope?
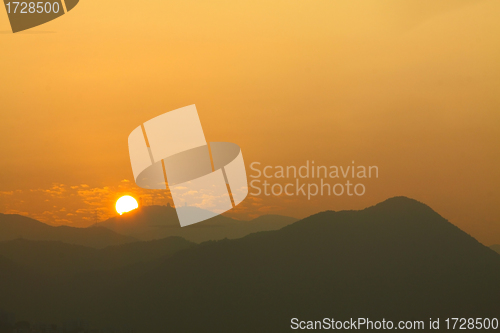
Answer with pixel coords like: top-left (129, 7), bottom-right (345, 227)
top-left (0, 214), bottom-right (136, 248)
top-left (0, 237), bottom-right (195, 276)
top-left (94, 205), bottom-right (298, 242)
top-left (82, 197), bottom-right (500, 331)
top-left (491, 244), bottom-right (500, 254)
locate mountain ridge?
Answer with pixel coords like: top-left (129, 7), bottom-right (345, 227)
top-left (93, 205), bottom-right (298, 242)
top-left (77, 197), bottom-right (500, 331)
top-left (0, 213), bottom-right (136, 249)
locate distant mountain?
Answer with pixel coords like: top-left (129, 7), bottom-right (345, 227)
top-left (2, 197), bottom-right (499, 332)
top-left (0, 214), bottom-right (136, 248)
top-left (0, 237), bottom-right (194, 276)
top-left (491, 244), bottom-right (500, 254)
top-left (93, 205), bottom-right (298, 242)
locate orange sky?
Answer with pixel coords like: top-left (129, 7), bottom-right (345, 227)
top-left (0, 0), bottom-right (499, 245)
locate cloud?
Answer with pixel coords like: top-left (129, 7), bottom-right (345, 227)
top-left (0, 180), bottom-right (277, 227)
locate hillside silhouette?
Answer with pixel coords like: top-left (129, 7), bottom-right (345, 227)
top-left (491, 244), bottom-right (500, 254)
top-left (93, 205), bottom-right (298, 242)
top-left (92, 197), bottom-right (500, 331)
top-left (0, 197), bottom-right (498, 332)
top-left (0, 214), bottom-right (136, 248)
top-left (0, 237), bottom-right (194, 276)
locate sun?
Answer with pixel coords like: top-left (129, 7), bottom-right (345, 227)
top-left (116, 195), bottom-right (139, 215)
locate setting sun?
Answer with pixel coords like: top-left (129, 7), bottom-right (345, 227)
top-left (116, 195), bottom-right (139, 215)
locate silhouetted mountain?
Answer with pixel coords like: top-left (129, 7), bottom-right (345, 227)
top-left (93, 205), bottom-right (298, 242)
top-left (2, 197), bottom-right (499, 332)
top-left (93, 197), bottom-right (500, 331)
top-left (491, 244), bottom-right (500, 254)
top-left (0, 214), bottom-right (136, 249)
top-left (45, 198), bottom-right (500, 329)
top-left (0, 237), bottom-right (194, 276)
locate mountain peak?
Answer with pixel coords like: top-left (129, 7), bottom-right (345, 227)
top-left (280, 196), bottom-right (469, 250)
top-left (371, 196), bottom-right (432, 211)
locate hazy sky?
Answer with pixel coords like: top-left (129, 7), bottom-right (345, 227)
top-left (0, 0), bottom-right (499, 245)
